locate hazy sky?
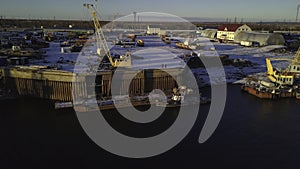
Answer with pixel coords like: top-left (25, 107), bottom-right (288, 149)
top-left (0, 0), bottom-right (299, 21)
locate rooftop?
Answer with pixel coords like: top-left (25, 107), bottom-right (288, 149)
top-left (218, 24), bottom-right (245, 31)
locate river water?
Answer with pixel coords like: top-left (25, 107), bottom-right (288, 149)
top-left (0, 85), bottom-right (300, 169)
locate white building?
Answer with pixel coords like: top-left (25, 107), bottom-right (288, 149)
top-left (146, 26), bottom-right (161, 35)
top-left (217, 24), bottom-right (252, 42)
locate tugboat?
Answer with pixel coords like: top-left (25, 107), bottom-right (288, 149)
top-left (166, 88), bottom-right (182, 106)
top-left (156, 86), bottom-right (210, 107)
top-left (154, 87), bottom-right (182, 107)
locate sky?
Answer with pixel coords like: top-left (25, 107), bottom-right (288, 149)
top-left (0, 0), bottom-right (299, 22)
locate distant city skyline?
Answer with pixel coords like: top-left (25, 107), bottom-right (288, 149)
top-left (0, 0), bottom-right (299, 22)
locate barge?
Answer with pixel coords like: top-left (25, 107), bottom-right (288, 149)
top-left (241, 84), bottom-right (295, 99)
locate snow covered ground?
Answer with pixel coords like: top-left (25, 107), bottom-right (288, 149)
top-left (215, 44), bottom-right (294, 84)
top-left (29, 35), bottom-right (296, 87)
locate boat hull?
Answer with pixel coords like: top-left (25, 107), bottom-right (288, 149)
top-left (241, 85), bottom-right (294, 99)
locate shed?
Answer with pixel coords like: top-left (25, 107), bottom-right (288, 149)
top-left (201, 29), bottom-right (217, 39)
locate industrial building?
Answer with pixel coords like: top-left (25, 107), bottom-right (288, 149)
top-left (217, 24), bottom-right (252, 42)
top-left (201, 29), bottom-right (218, 39)
top-left (234, 32), bottom-right (285, 47)
top-left (146, 26), bottom-right (166, 35)
top-left (146, 26), bottom-right (161, 35)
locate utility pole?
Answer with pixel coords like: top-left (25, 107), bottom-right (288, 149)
top-left (296, 4), bottom-right (300, 22)
top-left (133, 11), bottom-right (137, 30)
top-left (133, 12), bottom-right (137, 23)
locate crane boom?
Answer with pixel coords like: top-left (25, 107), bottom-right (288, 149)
top-left (265, 58), bottom-right (294, 85)
top-left (293, 47), bottom-right (300, 64)
top-left (288, 47), bottom-right (300, 75)
top-left (266, 58), bottom-right (274, 75)
top-left (84, 2), bottom-right (131, 68)
top-left (83, 4), bottom-right (110, 57)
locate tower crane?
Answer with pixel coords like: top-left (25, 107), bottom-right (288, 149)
top-left (83, 2), bottom-right (131, 68)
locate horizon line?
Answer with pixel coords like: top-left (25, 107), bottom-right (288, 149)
top-left (0, 16), bottom-right (299, 23)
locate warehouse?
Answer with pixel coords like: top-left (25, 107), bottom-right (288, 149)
top-left (234, 32), bottom-right (285, 47)
top-left (201, 29), bottom-right (217, 39)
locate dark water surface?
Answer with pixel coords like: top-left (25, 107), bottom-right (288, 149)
top-left (1, 85), bottom-right (300, 169)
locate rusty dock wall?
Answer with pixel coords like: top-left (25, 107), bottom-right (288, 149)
top-left (0, 66), bottom-right (75, 101)
top-left (0, 66), bottom-right (183, 101)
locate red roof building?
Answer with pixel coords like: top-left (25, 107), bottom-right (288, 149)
top-left (217, 24), bottom-right (252, 41)
top-left (218, 24), bottom-right (244, 31)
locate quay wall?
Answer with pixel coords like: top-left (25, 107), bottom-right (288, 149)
top-left (0, 66), bottom-right (182, 101)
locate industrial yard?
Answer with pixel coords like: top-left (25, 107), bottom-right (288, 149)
top-left (1, 1), bottom-right (300, 168)
top-left (1, 16), bottom-right (300, 106)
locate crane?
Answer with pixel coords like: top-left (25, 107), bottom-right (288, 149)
top-left (83, 2), bottom-right (131, 68)
top-left (288, 47), bottom-right (300, 74)
top-left (293, 47), bottom-right (300, 63)
top-left (266, 57), bottom-right (294, 85)
top-left (265, 46), bottom-right (300, 85)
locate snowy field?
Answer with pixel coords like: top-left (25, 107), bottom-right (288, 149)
top-left (30, 35), bottom-right (296, 87)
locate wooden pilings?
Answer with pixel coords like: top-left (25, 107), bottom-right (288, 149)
top-left (9, 77), bottom-right (74, 101)
top-left (1, 67), bottom-right (183, 101)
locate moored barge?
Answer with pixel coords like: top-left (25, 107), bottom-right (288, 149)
top-left (241, 84), bottom-right (295, 99)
